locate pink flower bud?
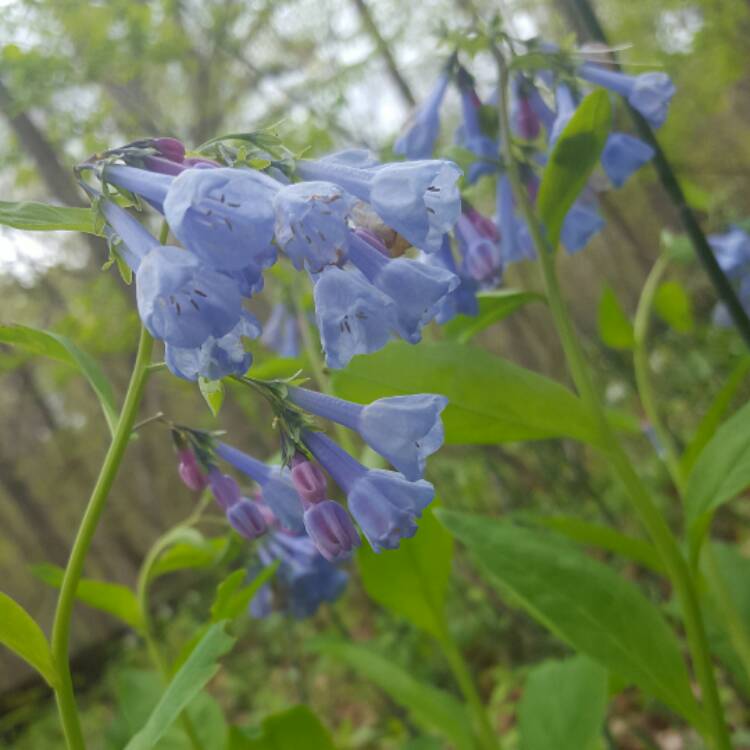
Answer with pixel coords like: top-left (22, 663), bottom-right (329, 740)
top-left (178, 449), bottom-right (207, 491)
top-left (291, 455), bottom-right (328, 506)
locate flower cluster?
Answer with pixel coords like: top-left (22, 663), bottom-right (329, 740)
top-left (82, 137), bottom-right (463, 380)
top-left (392, 47), bottom-right (676, 321)
top-left (172, 385), bottom-right (447, 609)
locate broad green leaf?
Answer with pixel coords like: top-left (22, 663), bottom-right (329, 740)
top-left (310, 640), bottom-right (474, 750)
top-left (702, 543), bottom-right (750, 697)
top-left (105, 669), bottom-right (227, 750)
top-left (654, 280), bottom-right (693, 334)
top-left (685, 400), bottom-right (750, 553)
top-left (597, 285), bottom-right (634, 350)
top-left (228, 706), bottom-right (336, 750)
top-left (0, 201), bottom-right (99, 234)
top-left (357, 509), bottom-right (452, 638)
top-left (31, 563), bottom-right (143, 631)
top-left (681, 356), bottom-right (750, 474)
top-left (198, 378), bottom-right (224, 417)
top-left (0, 591), bottom-right (58, 687)
top-left (401, 739), bottom-right (444, 750)
top-left (331, 342), bottom-right (599, 446)
top-left (537, 516), bottom-right (664, 574)
top-left (443, 290), bottom-right (544, 343)
top-left (124, 621), bottom-right (236, 750)
top-left (518, 656), bottom-right (608, 750)
top-left (436, 510), bottom-right (700, 725)
top-left (0, 324), bottom-right (118, 435)
top-left (210, 562), bottom-right (279, 623)
top-left (538, 90), bottom-right (612, 249)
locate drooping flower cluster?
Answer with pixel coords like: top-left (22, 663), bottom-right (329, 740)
top-left (82, 136), bottom-right (463, 380)
top-left (173, 386), bottom-right (448, 571)
top-left (392, 47), bottom-right (676, 321)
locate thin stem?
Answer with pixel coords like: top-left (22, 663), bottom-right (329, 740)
top-left (567, 0), bottom-right (750, 350)
top-left (492, 46), bottom-right (730, 750)
top-left (50, 326), bottom-right (154, 750)
top-left (633, 255), bottom-right (687, 493)
top-left (438, 632), bottom-right (499, 750)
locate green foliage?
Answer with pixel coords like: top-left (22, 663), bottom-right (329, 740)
top-left (31, 563), bottom-right (144, 632)
top-left (654, 280), bottom-right (694, 334)
top-left (124, 621), bottom-right (236, 750)
top-left (0, 324), bottom-right (118, 434)
top-left (310, 640), bottom-right (474, 750)
top-left (0, 201), bottom-right (99, 234)
top-left (106, 669), bottom-right (227, 750)
top-left (538, 90), bottom-right (612, 249)
top-left (685, 400), bottom-right (750, 554)
top-left (209, 563), bottom-right (279, 624)
top-left (198, 377), bottom-right (225, 417)
top-left (538, 516), bottom-right (665, 574)
top-left (228, 706), bottom-right (336, 750)
top-left (0, 591), bottom-right (58, 687)
top-left (332, 342), bottom-right (599, 445)
top-left (442, 289), bottom-right (545, 343)
top-left (518, 656), bottom-right (608, 750)
top-left (146, 528), bottom-right (228, 581)
top-left (357, 508), bottom-right (452, 638)
top-left (436, 510), bottom-right (701, 725)
top-left (597, 284), bottom-right (634, 350)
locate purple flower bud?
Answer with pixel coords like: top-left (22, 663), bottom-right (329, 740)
top-left (208, 468), bottom-right (241, 510)
top-left (177, 449), bottom-right (207, 491)
top-left (153, 137), bottom-right (186, 162)
top-left (291, 455), bottom-right (328, 505)
top-left (227, 498), bottom-right (268, 539)
top-left (303, 500), bottom-right (360, 562)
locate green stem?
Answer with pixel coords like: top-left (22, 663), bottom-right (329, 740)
top-left (439, 633), bottom-right (499, 750)
top-left (633, 255), bottom-right (687, 493)
top-left (50, 326), bottom-right (154, 750)
top-left (491, 46), bottom-right (730, 750)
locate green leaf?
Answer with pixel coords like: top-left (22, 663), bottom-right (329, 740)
top-left (0, 201), bottom-right (99, 234)
top-left (210, 562), bottom-right (280, 623)
top-left (357, 508), bottom-right (452, 638)
top-left (538, 90), bottom-right (612, 248)
top-left (310, 640), bottom-right (474, 750)
top-left (537, 516), bottom-right (665, 574)
top-left (0, 591), bottom-right (58, 687)
top-left (0, 324), bottom-right (118, 435)
top-left (106, 670), bottom-right (227, 750)
top-left (331, 342), bottom-right (599, 446)
top-left (198, 377), bottom-right (224, 417)
top-left (146, 528), bottom-right (227, 581)
top-left (685, 400), bottom-right (750, 553)
top-left (436, 510), bottom-right (701, 725)
top-left (31, 563), bottom-right (143, 631)
top-left (681, 356), bottom-right (750, 474)
top-left (518, 656), bottom-right (608, 750)
top-left (442, 290), bottom-right (545, 343)
top-left (654, 280), bottom-right (693, 334)
top-left (228, 706), bottom-right (336, 750)
top-left (597, 284), bottom-right (634, 350)
top-left (124, 621), bottom-right (236, 750)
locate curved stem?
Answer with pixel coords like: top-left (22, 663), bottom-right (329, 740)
top-left (51, 326), bottom-right (154, 750)
top-left (633, 255), bottom-right (687, 493)
top-left (438, 632), bottom-right (499, 750)
top-left (491, 46), bottom-right (730, 750)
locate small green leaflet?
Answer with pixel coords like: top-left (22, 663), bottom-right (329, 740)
top-left (199, 377), bottom-right (225, 417)
top-left (0, 201), bottom-right (100, 234)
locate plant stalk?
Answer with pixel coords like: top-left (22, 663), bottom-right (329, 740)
top-left (50, 326), bottom-right (154, 750)
top-left (492, 45), bottom-right (730, 750)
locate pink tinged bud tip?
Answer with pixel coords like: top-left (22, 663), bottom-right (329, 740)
top-left (303, 501), bottom-right (361, 562)
top-left (153, 137), bottom-right (186, 163)
top-left (177, 449), bottom-right (207, 491)
top-left (208, 468), bottom-right (241, 510)
top-left (291, 455), bottom-right (328, 506)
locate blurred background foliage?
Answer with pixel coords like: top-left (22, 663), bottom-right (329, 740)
top-left (0, 0), bottom-right (749, 748)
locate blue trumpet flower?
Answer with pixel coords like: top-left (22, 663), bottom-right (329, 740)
top-left (395, 72), bottom-right (450, 159)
